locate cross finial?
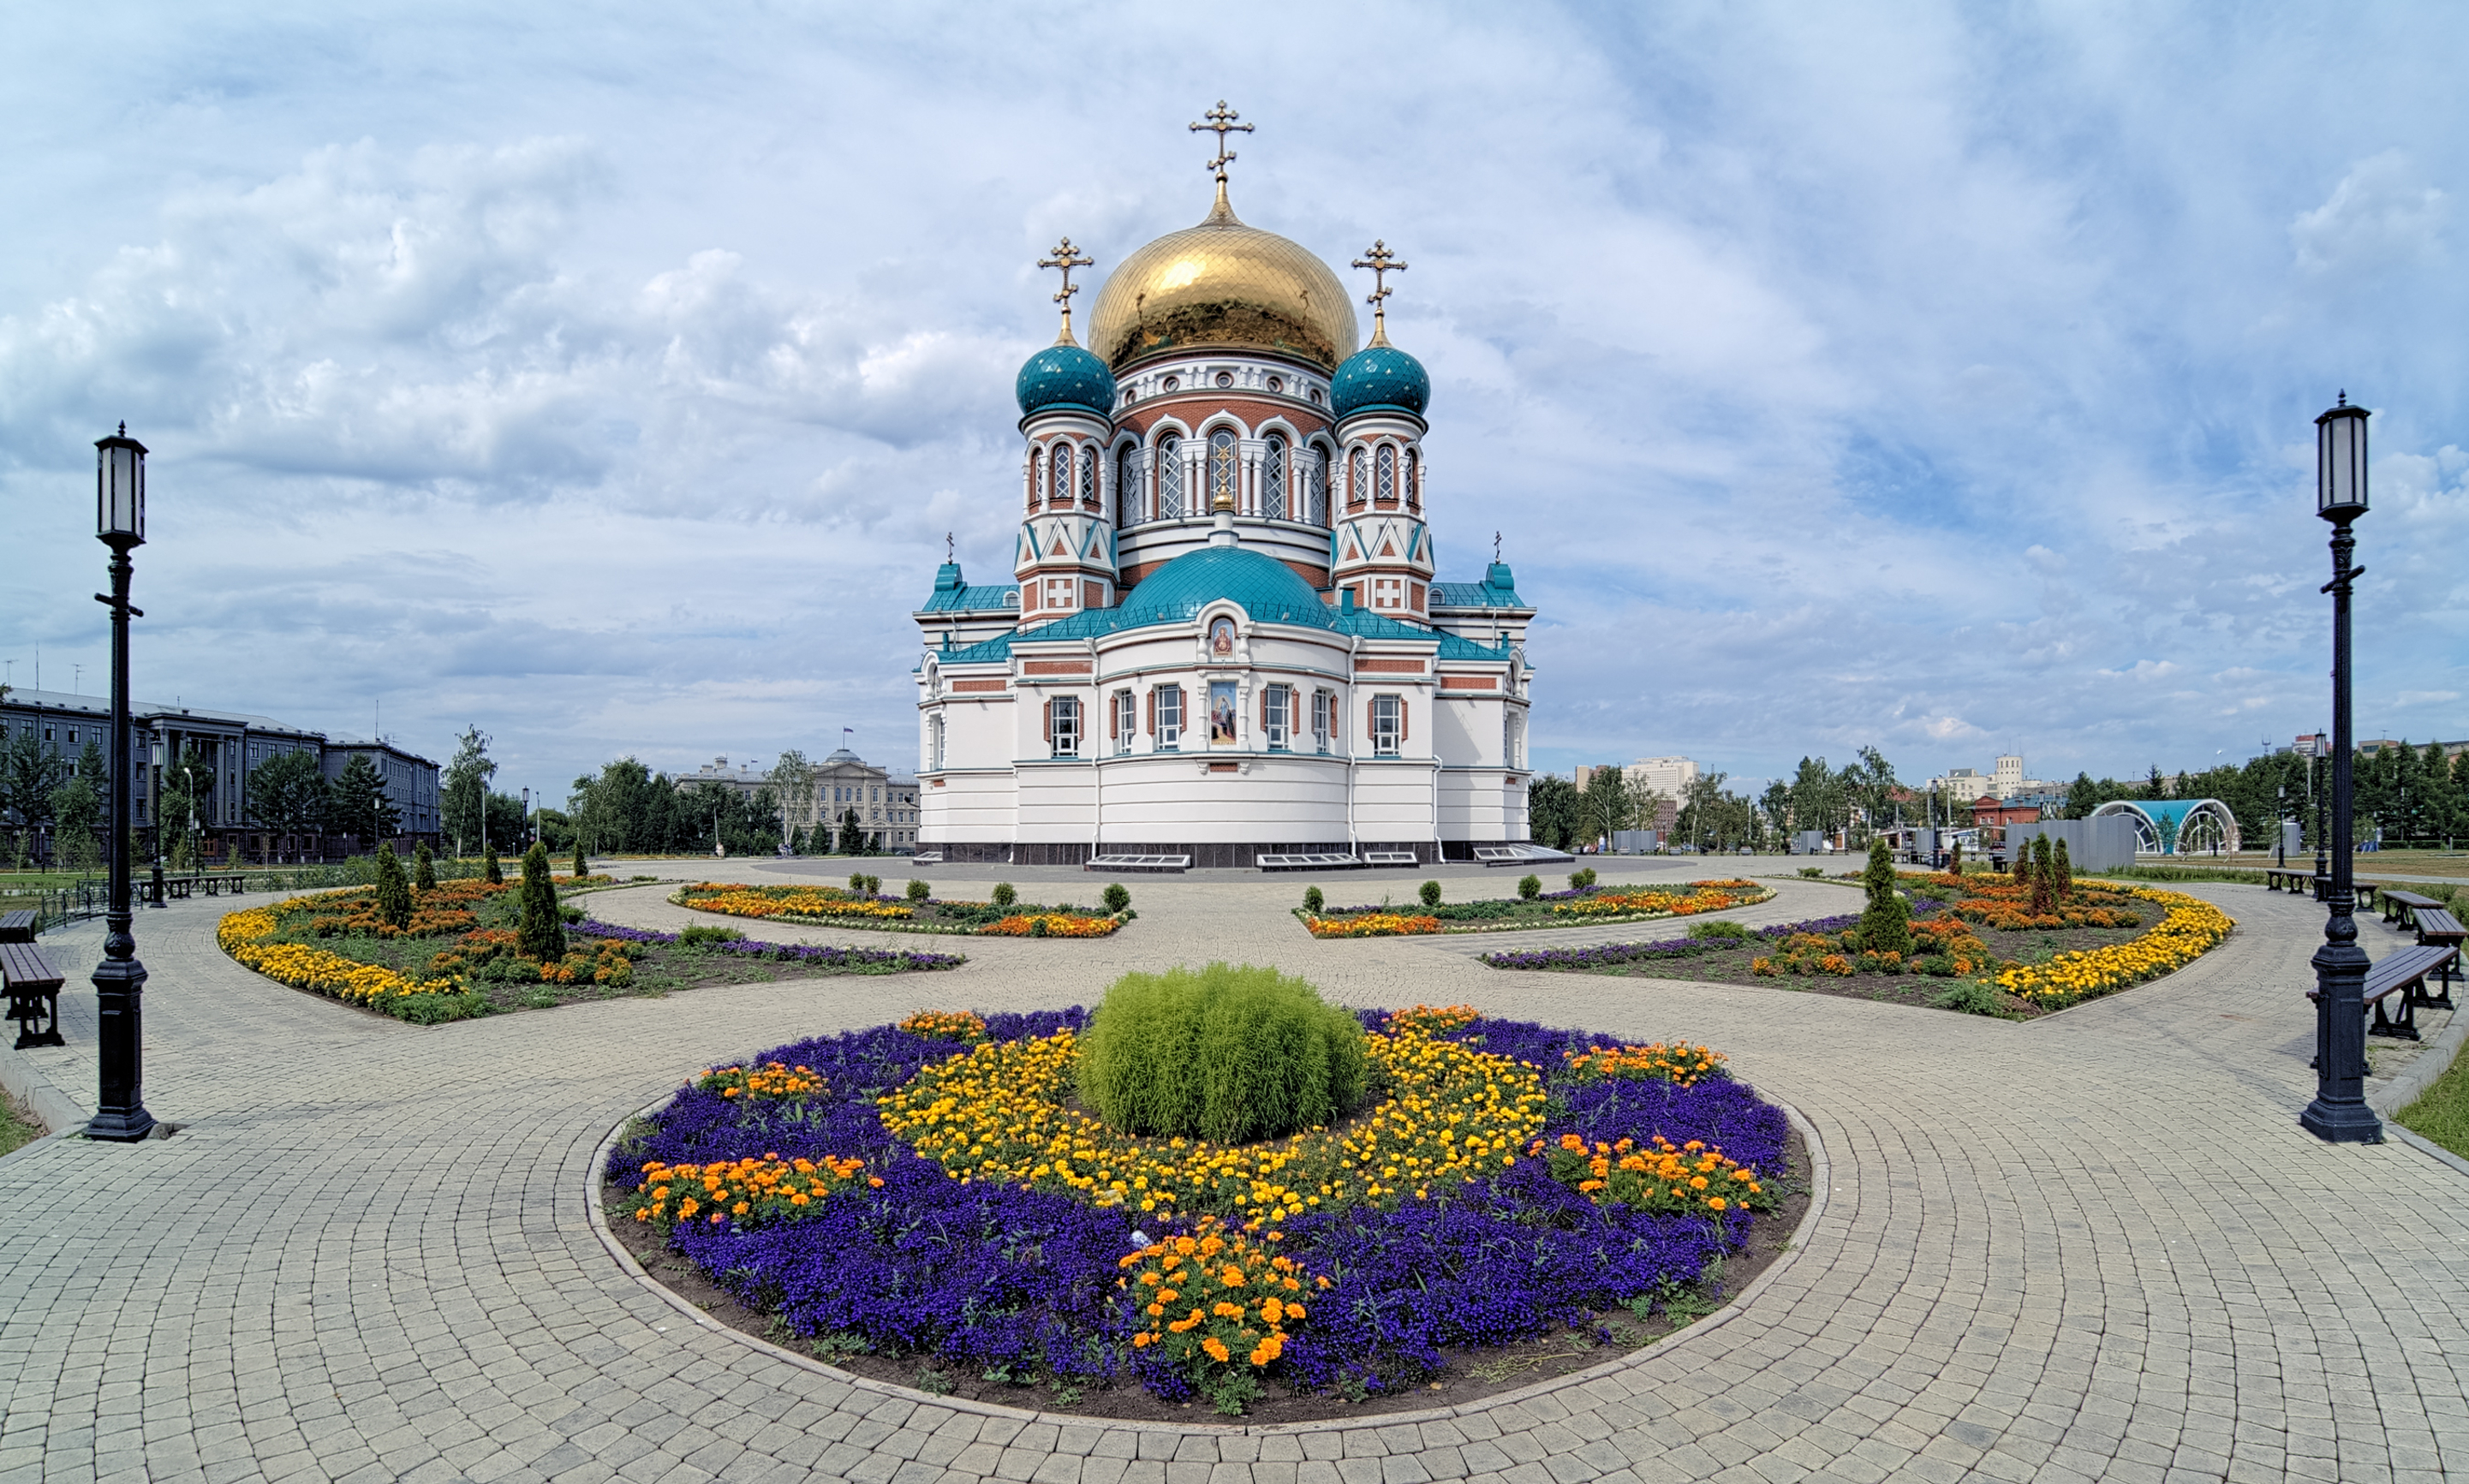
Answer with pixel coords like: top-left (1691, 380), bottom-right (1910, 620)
top-left (945, 531), bottom-right (955, 561)
top-left (1352, 240), bottom-right (1409, 345)
top-left (1038, 236), bottom-right (1095, 344)
top-left (1494, 530), bottom-right (1502, 563)
top-left (1190, 100), bottom-right (1253, 185)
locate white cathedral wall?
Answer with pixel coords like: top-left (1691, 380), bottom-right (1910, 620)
top-left (1091, 754), bottom-right (1352, 843)
top-left (1351, 759), bottom-right (1440, 840)
top-left (922, 771), bottom-right (1017, 843)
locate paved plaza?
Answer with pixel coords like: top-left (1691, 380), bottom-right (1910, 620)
top-left (2, 863), bottom-right (2465, 1484)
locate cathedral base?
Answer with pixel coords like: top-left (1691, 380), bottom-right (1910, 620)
top-left (915, 840), bottom-right (1551, 870)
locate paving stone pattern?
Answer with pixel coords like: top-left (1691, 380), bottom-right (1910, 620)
top-left (2, 865), bottom-right (2464, 1483)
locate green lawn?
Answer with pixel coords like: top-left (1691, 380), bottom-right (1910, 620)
top-left (0, 1090), bottom-right (42, 1157)
top-left (2396, 1040), bottom-right (2469, 1159)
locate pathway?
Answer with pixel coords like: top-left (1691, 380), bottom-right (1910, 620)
top-left (0, 871), bottom-right (2463, 1484)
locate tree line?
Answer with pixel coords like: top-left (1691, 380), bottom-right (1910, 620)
top-left (561, 750), bottom-right (890, 858)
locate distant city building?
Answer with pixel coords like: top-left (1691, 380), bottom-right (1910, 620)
top-left (0, 687), bottom-right (436, 847)
top-left (1623, 756), bottom-right (1699, 800)
top-left (674, 748), bottom-right (924, 851)
top-left (1994, 754), bottom-right (2024, 796)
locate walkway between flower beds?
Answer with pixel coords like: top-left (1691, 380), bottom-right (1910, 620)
top-left (1, 879), bottom-right (2465, 1483)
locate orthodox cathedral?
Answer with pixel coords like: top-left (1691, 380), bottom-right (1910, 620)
top-left (913, 106), bottom-right (1542, 868)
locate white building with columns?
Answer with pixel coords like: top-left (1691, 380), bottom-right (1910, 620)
top-left (913, 135), bottom-right (1538, 868)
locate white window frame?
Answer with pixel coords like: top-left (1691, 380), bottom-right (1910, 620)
top-left (1156, 686), bottom-right (1184, 751)
top-left (1371, 694), bottom-right (1402, 757)
top-left (1114, 690), bottom-right (1136, 756)
top-left (1051, 696), bottom-right (1082, 759)
top-left (1311, 690), bottom-right (1332, 754)
top-left (1264, 685), bottom-right (1290, 750)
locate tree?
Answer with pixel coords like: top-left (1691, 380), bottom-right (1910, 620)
top-left (2064, 772), bottom-right (2100, 820)
top-left (2052, 838), bottom-right (2073, 900)
top-left (373, 843), bottom-right (414, 930)
top-left (331, 754), bottom-right (402, 843)
top-left (50, 774), bottom-right (101, 872)
top-left (518, 843), bottom-right (565, 962)
top-left (2, 730), bottom-right (69, 831)
top-left (483, 843), bottom-right (503, 885)
top-left (414, 842), bottom-right (438, 890)
top-left (768, 751), bottom-right (816, 849)
top-left (1677, 771), bottom-right (1731, 852)
top-left (1858, 837), bottom-right (1910, 955)
top-left (1759, 781), bottom-right (1792, 849)
top-left (2143, 765), bottom-right (2168, 801)
top-left (1528, 775), bottom-right (1581, 851)
top-left (483, 791), bottom-right (527, 852)
top-left (246, 749), bottom-right (331, 834)
top-left (568, 758), bottom-right (677, 855)
top-left (440, 726), bottom-right (497, 857)
top-left (1578, 766), bottom-right (1631, 844)
top-left (1851, 747), bottom-right (1900, 838)
top-left (1786, 755), bottom-right (1846, 843)
top-left (837, 807), bottom-right (867, 855)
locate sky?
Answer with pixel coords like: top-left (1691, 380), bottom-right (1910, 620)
top-left (3, 1), bottom-right (2465, 807)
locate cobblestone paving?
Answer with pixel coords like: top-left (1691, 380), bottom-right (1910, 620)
top-left (3, 871), bottom-right (2465, 1483)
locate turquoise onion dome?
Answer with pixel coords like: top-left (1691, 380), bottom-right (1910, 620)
top-left (1015, 339), bottom-right (1117, 417)
top-left (1330, 342), bottom-right (1430, 419)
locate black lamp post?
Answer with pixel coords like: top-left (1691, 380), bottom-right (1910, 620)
top-left (88, 424), bottom-right (157, 1142)
top-left (2301, 394), bottom-right (2380, 1144)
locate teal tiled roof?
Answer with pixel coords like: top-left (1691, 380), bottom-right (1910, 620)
top-left (1431, 561), bottom-right (1530, 611)
top-left (1008, 547), bottom-right (1512, 659)
top-left (918, 561), bottom-right (1021, 614)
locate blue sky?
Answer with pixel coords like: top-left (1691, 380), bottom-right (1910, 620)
top-left (3, 2), bottom-right (2463, 804)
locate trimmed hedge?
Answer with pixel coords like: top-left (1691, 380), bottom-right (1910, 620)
top-left (1076, 963), bottom-right (1367, 1144)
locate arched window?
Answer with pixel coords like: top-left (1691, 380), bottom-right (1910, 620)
top-left (1048, 444), bottom-right (1070, 506)
top-left (1024, 453), bottom-right (1036, 510)
top-left (1208, 429), bottom-right (1238, 510)
top-left (1375, 444), bottom-right (1395, 504)
top-left (1116, 443), bottom-right (1138, 523)
top-left (1308, 443), bottom-right (1331, 524)
top-left (1404, 449), bottom-right (1418, 508)
top-left (1157, 433), bottom-right (1184, 519)
top-left (1261, 435), bottom-right (1286, 521)
top-left (1349, 448), bottom-right (1368, 506)
top-left (1077, 444), bottom-right (1096, 506)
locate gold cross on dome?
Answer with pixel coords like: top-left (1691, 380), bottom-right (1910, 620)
top-left (1038, 237), bottom-right (1094, 343)
top-left (1352, 240), bottom-right (1409, 343)
top-left (1190, 100), bottom-right (1253, 183)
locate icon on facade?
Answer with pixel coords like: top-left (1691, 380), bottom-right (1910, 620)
top-left (1209, 681), bottom-right (1239, 747)
top-left (1209, 617), bottom-right (1236, 656)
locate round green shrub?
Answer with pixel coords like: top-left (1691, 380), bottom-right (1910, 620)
top-left (1076, 963), bottom-right (1368, 1145)
top-left (906, 879), bottom-right (932, 902)
top-left (849, 872), bottom-right (868, 893)
top-left (1517, 873), bottom-right (1541, 900)
top-left (992, 882), bottom-right (1018, 907)
top-left (864, 873), bottom-right (882, 897)
top-left (678, 924), bottom-right (746, 946)
top-left (1418, 879), bottom-right (1443, 908)
top-left (1687, 919), bottom-right (1751, 940)
top-left (1101, 882), bottom-right (1131, 913)
top-left (1302, 885), bottom-right (1324, 914)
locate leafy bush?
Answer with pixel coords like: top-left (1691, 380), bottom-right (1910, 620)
top-left (373, 844), bottom-right (414, 931)
top-left (993, 882), bottom-right (1018, 907)
top-left (1686, 919), bottom-right (1751, 940)
top-left (864, 874), bottom-right (882, 896)
top-left (1076, 963), bottom-right (1368, 1144)
top-left (849, 872), bottom-right (868, 893)
top-left (1102, 882), bottom-right (1131, 913)
top-left (1517, 873), bottom-right (1542, 900)
top-left (1302, 885), bottom-right (1324, 914)
top-left (1935, 980), bottom-right (2007, 1016)
top-left (1418, 879), bottom-right (1443, 908)
top-left (1858, 838), bottom-right (1911, 956)
top-left (677, 924), bottom-right (747, 946)
top-left (1798, 866), bottom-right (1824, 879)
top-left (518, 843), bottom-right (565, 962)
top-left (1569, 867), bottom-right (1597, 891)
top-left (905, 879), bottom-right (931, 902)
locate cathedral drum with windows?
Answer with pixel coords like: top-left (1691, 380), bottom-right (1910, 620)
top-left (912, 107), bottom-right (1536, 867)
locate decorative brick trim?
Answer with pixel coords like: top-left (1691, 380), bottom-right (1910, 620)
top-left (1440, 675), bottom-right (1497, 691)
top-left (950, 679), bottom-right (1008, 694)
top-left (1356, 657), bottom-right (1425, 674)
top-left (1021, 660), bottom-right (1093, 676)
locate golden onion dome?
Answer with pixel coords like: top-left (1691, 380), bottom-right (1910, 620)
top-left (1087, 185), bottom-right (1360, 374)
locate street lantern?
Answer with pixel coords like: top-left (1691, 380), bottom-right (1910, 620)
top-left (2300, 394), bottom-right (2379, 1144)
top-left (88, 424), bottom-right (157, 1141)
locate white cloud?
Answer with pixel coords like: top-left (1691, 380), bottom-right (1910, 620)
top-left (2292, 150), bottom-right (2446, 274)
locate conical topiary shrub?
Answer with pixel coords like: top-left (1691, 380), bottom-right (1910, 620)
top-left (414, 842), bottom-right (438, 891)
top-left (571, 843), bottom-right (587, 881)
top-left (520, 843), bottom-right (566, 963)
top-left (1858, 837), bottom-right (1911, 956)
top-left (2052, 838), bottom-right (2073, 902)
top-left (373, 843), bottom-right (414, 932)
top-left (483, 843), bottom-right (503, 885)
top-left (2029, 836), bottom-right (2057, 916)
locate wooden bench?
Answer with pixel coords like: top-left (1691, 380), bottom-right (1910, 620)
top-left (2382, 888), bottom-right (2442, 930)
top-left (2311, 944), bottom-right (2460, 1042)
top-left (2413, 909), bottom-right (2465, 1009)
top-left (0, 909), bottom-right (34, 944)
top-left (1, 941), bottom-right (65, 1050)
top-left (2263, 867), bottom-right (2315, 893)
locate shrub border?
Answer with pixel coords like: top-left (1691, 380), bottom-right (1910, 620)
top-left (582, 1076), bottom-right (1833, 1433)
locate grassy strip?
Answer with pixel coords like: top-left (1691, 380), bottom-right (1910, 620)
top-left (2396, 1039), bottom-right (2469, 1161)
top-left (0, 1089), bottom-right (42, 1156)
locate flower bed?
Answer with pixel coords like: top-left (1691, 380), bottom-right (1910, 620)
top-left (1479, 915), bottom-right (1860, 971)
top-left (675, 882), bottom-right (1130, 938)
top-left (219, 885), bottom-right (964, 1023)
top-left (1301, 879), bottom-right (1774, 938)
top-left (1993, 889), bottom-right (2234, 1008)
top-left (610, 1004), bottom-right (1794, 1415)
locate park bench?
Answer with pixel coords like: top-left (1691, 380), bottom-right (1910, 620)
top-left (2263, 867), bottom-right (2313, 893)
top-left (0, 909), bottom-right (35, 944)
top-left (2413, 909), bottom-right (2464, 1009)
top-left (2382, 889), bottom-right (2442, 931)
top-left (1, 940), bottom-right (66, 1050)
top-left (2311, 944), bottom-right (2458, 1042)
